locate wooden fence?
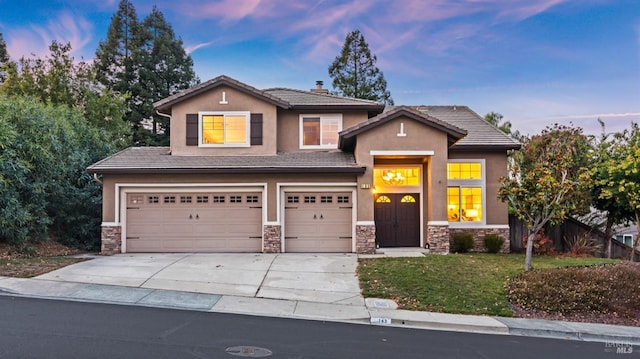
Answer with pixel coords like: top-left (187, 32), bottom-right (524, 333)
top-left (509, 214), bottom-right (640, 261)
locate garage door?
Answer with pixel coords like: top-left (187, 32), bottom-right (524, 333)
top-left (125, 192), bottom-right (262, 252)
top-left (284, 192), bottom-right (353, 252)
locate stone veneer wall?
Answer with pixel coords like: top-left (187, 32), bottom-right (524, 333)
top-left (427, 224), bottom-right (450, 254)
top-left (356, 224), bottom-right (376, 254)
top-left (263, 225), bottom-right (282, 253)
top-left (101, 225), bottom-right (122, 255)
top-left (449, 227), bottom-right (510, 253)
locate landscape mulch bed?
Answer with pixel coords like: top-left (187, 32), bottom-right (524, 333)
top-left (0, 241), bottom-right (88, 278)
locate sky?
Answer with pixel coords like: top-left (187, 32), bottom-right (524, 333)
top-left (1, 0), bottom-right (639, 136)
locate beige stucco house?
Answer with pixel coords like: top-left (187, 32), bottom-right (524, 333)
top-left (88, 75), bottom-right (520, 255)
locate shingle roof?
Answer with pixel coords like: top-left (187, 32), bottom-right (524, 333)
top-left (154, 75), bottom-right (290, 112)
top-left (413, 106), bottom-right (521, 150)
top-left (264, 88), bottom-right (384, 110)
top-left (87, 147), bottom-right (365, 174)
top-left (339, 106), bottom-right (467, 151)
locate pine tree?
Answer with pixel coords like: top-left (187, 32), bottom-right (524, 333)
top-left (95, 1), bottom-right (198, 145)
top-left (141, 6), bottom-right (198, 145)
top-left (328, 30), bottom-right (393, 105)
top-left (0, 33), bottom-right (9, 82)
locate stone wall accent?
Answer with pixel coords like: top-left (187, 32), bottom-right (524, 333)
top-left (101, 225), bottom-right (122, 255)
top-left (263, 225), bottom-right (282, 253)
top-left (356, 225), bottom-right (376, 254)
top-left (427, 224), bottom-right (450, 254)
top-left (449, 227), bottom-right (510, 253)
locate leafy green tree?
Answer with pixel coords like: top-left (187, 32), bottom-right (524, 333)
top-left (140, 6), bottom-right (198, 145)
top-left (0, 41), bottom-right (130, 146)
top-left (0, 96), bottom-right (115, 249)
top-left (328, 30), bottom-right (393, 105)
top-left (594, 122), bottom-right (640, 260)
top-left (499, 124), bottom-right (593, 270)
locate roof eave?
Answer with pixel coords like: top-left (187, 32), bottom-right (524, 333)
top-left (289, 104), bottom-right (385, 112)
top-left (87, 166), bottom-right (366, 175)
top-left (450, 144), bottom-right (522, 151)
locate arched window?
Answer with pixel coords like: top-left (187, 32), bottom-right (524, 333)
top-left (401, 195), bottom-right (416, 203)
top-left (376, 195), bottom-right (391, 203)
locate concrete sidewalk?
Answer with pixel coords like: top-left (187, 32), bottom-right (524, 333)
top-left (0, 253), bottom-right (638, 346)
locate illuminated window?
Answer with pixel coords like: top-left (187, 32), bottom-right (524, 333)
top-left (373, 167), bottom-right (421, 188)
top-left (401, 195), bottom-right (416, 203)
top-left (199, 111), bottom-right (249, 146)
top-left (300, 114), bottom-right (342, 148)
top-left (376, 195), bottom-right (391, 203)
top-left (447, 160), bottom-right (484, 223)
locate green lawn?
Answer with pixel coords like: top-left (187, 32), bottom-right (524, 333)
top-left (358, 254), bottom-right (617, 316)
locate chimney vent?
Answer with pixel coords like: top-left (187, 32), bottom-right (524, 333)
top-left (311, 80), bottom-right (329, 94)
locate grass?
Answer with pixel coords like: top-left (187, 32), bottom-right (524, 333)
top-left (0, 257), bottom-right (86, 278)
top-left (358, 254), bottom-right (617, 316)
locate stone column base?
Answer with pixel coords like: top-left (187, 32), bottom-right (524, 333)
top-left (356, 224), bottom-right (376, 254)
top-left (449, 227), bottom-right (511, 253)
top-left (101, 225), bottom-right (122, 255)
top-left (263, 225), bottom-right (282, 253)
top-left (427, 224), bottom-right (450, 254)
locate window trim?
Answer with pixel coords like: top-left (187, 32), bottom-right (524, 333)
top-left (198, 111), bottom-right (250, 147)
top-left (299, 114), bottom-right (343, 149)
top-left (447, 159), bottom-right (486, 227)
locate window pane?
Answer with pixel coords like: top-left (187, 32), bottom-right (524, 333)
top-left (303, 118), bottom-right (320, 145)
top-left (461, 187), bottom-right (482, 221)
top-left (447, 187), bottom-right (460, 221)
top-left (321, 118), bottom-right (339, 146)
top-left (447, 162), bottom-right (482, 180)
top-left (202, 115), bottom-right (224, 144)
top-left (225, 115), bottom-right (247, 144)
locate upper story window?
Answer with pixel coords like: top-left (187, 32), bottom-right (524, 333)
top-left (299, 114), bottom-right (342, 149)
top-left (199, 111), bottom-right (250, 147)
top-left (447, 160), bottom-right (485, 224)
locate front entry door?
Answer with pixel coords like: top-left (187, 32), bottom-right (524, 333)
top-left (374, 193), bottom-right (420, 247)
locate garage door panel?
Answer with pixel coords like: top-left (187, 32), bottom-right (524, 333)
top-left (126, 192), bottom-right (262, 253)
top-left (285, 192), bottom-right (353, 253)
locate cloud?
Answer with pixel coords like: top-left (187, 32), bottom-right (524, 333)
top-left (184, 41), bottom-right (218, 54)
top-left (6, 11), bottom-right (94, 60)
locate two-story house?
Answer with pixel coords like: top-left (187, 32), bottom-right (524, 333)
top-left (88, 75), bottom-right (520, 255)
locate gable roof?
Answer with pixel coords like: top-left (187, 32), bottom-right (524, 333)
top-left (414, 106), bottom-right (521, 150)
top-left (339, 106), bottom-right (468, 151)
top-left (264, 88), bottom-right (384, 111)
top-left (87, 147), bottom-right (366, 175)
top-left (154, 75), bottom-right (290, 113)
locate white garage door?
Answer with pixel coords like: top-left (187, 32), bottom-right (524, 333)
top-left (284, 192), bottom-right (353, 252)
top-left (125, 192), bottom-right (262, 252)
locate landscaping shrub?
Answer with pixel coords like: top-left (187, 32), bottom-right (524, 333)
top-left (565, 232), bottom-right (602, 257)
top-left (506, 262), bottom-right (640, 319)
top-left (484, 234), bottom-right (505, 253)
top-left (451, 232), bottom-right (474, 253)
top-left (523, 228), bottom-right (554, 255)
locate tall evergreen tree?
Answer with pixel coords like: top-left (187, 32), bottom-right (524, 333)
top-left (328, 30), bottom-right (393, 105)
top-left (141, 6), bottom-right (198, 145)
top-left (95, 1), bottom-right (198, 145)
top-left (0, 33), bottom-right (9, 82)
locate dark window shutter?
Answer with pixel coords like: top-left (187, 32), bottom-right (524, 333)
top-left (186, 114), bottom-right (198, 146)
top-left (250, 113), bottom-right (263, 145)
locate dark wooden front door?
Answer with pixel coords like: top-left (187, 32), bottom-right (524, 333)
top-left (374, 193), bottom-right (420, 247)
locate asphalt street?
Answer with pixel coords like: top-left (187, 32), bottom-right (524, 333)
top-left (0, 296), bottom-right (616, 359)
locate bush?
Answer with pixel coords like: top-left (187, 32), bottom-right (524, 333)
top-left (506, 263), bottom-right (640, 319)
top-left (523, 229), bottom-right (554, 255)
top-left (452, 232), bottom-right (474, 253)
top-left (565, 232), bottom-right (601, 257)
top-left (484, 234), bottom-right (505, 253)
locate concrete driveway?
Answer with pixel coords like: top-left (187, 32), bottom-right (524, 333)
top-left (36, 253), bottom-right (363, 305)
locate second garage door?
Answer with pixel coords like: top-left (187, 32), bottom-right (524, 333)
top-left (125, 192), bottom-right (262, 252)
top-left (284, 192), bottom-right (353, 252)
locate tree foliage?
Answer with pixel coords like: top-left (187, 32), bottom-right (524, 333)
top-left (0, 33), bottom-right (9, 82)
top-left (0, 96), bottom-right (116, 249)
top-left (594, 122), bottom-right (640, 260)
top-left (0, 41), bottom-right (130, 146)
top-left (95, 0), bottom-right (198, 145)
top-left (328, 30), bottom-right (393, 105)
top-left (499, 124), bottom-right (593, 270)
